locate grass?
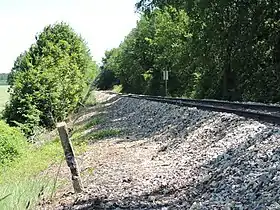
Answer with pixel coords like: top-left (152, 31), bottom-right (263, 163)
top-left (71, 115), bottom-right (121, 143)
top-left (89, 129), bottom-right (121, 140)
top-left (0, 139), bottom-right (63, 183)
top-left (84, 117), bottom-right (104, 130)
top-left (0, 85), bottom-right (9, 111)
top-left (84, 91), bottom-right (97, 106)
top-left (0, 139), bottom-right (64, 209)
top-left (73, 92), bottom-right (122, 142)
top-left (0, 90), bottom-right (106, 209)
top-left (73, 128), bottom-right (122, 146)
top-left (113, 84), bottom-right (123, 93)
top-left (0, 137), bottom-right (88, 209)
top-left (0, 178), bottom-right (53, 210)
top-left (71, 117), bottom-right (104, 140)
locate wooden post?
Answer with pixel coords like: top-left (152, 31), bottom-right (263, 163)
top-left (57, 122), bottom-right (83, 193)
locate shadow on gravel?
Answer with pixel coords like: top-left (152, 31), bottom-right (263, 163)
top-left (99, 94), bottom-right (121, 106)
top-left (74, 95), bottom-right (121, 127)
top-left (62, 94), bottom-right (280, 209)
top-left (189, 127), bottom-right (280, 208)
top-left (82, 96), bottom-right (219, 146)
top-left (64, 127), bottom-right (280, 209)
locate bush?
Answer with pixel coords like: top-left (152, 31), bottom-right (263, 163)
top-left (0, 121), bottom-right (27, 165)
top-left (4, 22), bottom-right (98, 137)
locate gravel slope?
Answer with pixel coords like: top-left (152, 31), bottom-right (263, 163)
top-left (44, 91), bottom-right (280, 210)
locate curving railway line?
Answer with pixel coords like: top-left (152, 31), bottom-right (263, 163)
top-left (119, 93), bottom-right (280, 125)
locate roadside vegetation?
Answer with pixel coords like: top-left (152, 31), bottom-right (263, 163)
top-left (0, 22), bottom-right (99, 209)
top-left (0, 135), bottom-right (62, 209)
top-left (1, 0), bottom-right (279, 209)
top-left (4, 22), bottom-right (98, 137)
top-left (0, 99), bottom-right (103, 209)
top-left (96, 1), bottom-right (280, 103)
top-left (0, 122), bottom-right (90, 209)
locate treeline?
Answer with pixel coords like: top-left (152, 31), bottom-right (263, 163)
top-left (0, 73), bottom-right (8, 85)
top-left (2, 22), bottom-right (98, 137)
top-left (98, 0), bottom-right (280, 103)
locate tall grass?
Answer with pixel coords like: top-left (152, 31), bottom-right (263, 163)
top-left (0, 139), bottom-right (63, 182)
top-left (0, 178), bottom-right (54, 210)
top-left (84, 90), bottom-right (97, 106)
top-left (0, 137), bottom-right (89, 209)
top-left (113, 84), bottom-right (123, 93)
top-left (0, 139), bottom-right (64, 209)
top-left (0, 91), bottom-right (97, 209)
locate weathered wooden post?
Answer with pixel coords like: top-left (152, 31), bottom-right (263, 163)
top-left (57, 122), bottom-right (83, 193)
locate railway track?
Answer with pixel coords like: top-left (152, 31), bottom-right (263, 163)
top-left (122, 93), bottom-right (280, 125)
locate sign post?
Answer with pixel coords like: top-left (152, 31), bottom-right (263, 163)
top-left (163, 70), bottom-right (168, 96)
top-left (57, 122), bottom-right (83, 193)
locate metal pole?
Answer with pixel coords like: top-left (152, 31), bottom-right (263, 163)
top-left (165, 78), bottom-right (167, 96)
top-left (163, 70), bottom-right (168, 96)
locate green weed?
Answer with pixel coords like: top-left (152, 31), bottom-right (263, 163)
top-left (71, 116), bottom-right (105, 141)
top-left (84, 91), bottom-right (97, 106)
top-left (89, 129), bottom-right (121, 140)
top-left (0, 121), bottom-right (28, 165)
top-left (0, 136), bottom-right (87, 209)
top-left (113, 84), bottom-right (123, 93)
top-left (0, 178), bottom-right (54, 210)
top-left (0, 139), bottom-right (63, 183)
top-left (84, 117), bottom-right (104, 130)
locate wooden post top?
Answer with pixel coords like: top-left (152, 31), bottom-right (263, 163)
top-left (56, 121), bottom-right (83, 193)
top-left (57, 122), bottom-right (67, 128)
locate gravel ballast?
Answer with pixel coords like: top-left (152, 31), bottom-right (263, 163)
top-left (45, 91), bottom-right (280, 209)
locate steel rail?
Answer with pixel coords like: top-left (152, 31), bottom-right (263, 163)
top-left (123, 94), bottom-right (280, 125)
top-left (145, 95), bottom-right (280, 113)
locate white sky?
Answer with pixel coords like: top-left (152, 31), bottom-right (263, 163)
top-left (0, 0), bottom-right (140, 73)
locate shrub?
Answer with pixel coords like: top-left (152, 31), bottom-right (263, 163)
top-left (4, 22), bottom-right (98, 137)
top-left (0, 121), bottom-right (27, 165)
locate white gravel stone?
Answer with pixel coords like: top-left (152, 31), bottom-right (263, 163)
top-left (48, 91), bottom-right (280, 209)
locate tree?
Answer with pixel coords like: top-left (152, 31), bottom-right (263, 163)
top-left (136, 0), bottom-right (280, 102)
top-left (104, 7), bottom-right (192, 96)
top-left (4, 22), bottom-right (98, 136)
top-left (94, 49), bottom-right (118, 90)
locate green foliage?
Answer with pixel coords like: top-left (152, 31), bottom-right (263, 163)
top-left (0, 136), bottom-right (86, 209)
top-left (113, 84), bottom-right (123, 93)
top-left (0, 121), bottom-right (28, 165)
top-left (71, 117), bottom-right (105, 139)
top-left (0, 178), bottom-right (53, 210)
top-left (4, 22), bottom-right (98, 136)
top-left (0, 139), bottom-right (63, 184)
top-left (71, 115), bottom-right (105, 142)
top-left (104, 7), bottom-right (191, 96)
top-left (84, 117), bottom-right (104, 130)
top-left (89, 129), bottom-right (121, 140)
top-left (84, 91), bottom-right (97, 107)
top-left (0, 139), bottom-right (63, 209)
top-left (94, 69), bottom-right (117, 90)
top-left (94, 49), bottom-right (120, 90)
top-left (135, 0), bottom-right (280, 102)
